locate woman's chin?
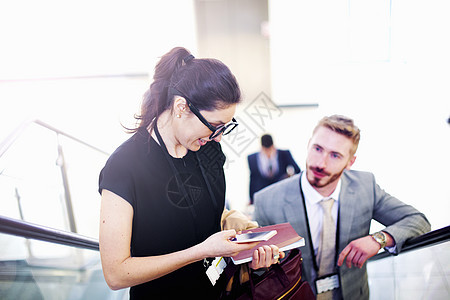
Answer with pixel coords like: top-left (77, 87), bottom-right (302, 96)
top-left (198, 138), bottom-right (208, 146)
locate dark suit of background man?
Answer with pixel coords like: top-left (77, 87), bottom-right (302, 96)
top-left (247, 134), bottom-right (300, 204)
top-left (254, 115), bottom-right (430, 300)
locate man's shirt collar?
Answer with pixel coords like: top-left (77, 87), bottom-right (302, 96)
top-left (301, 171), bottom-right (342, 204)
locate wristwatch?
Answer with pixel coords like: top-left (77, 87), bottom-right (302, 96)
top-left (371, 231), bottom-right (387, 248)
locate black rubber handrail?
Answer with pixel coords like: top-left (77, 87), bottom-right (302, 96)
top-left (369, 225), bottom-right (450, 261)
top-left (0, 215), bottom-right (99, 251)
top-left (1, 213), bottom-right (449, 260)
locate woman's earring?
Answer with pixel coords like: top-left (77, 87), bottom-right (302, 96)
top-left (176, 114), bottom-right (181, 118)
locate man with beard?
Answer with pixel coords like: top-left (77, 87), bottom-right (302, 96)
top-left (253, 115), bottom-right (430, 300)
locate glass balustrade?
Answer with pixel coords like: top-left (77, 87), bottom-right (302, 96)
top-left (0, 232), bottom-right (128, 300)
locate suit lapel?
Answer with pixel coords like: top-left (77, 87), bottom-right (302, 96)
top-left (282, 175), bottom-right (314, 281)
top-left (280, 176), bottom-right (302, 226)
top-left (283, 189), bottom-right (307, 237)
top-left (338, 173), bottom-right (356, 253)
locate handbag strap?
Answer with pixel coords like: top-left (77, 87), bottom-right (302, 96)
top-left (247, 249), bottom-right (299, 298)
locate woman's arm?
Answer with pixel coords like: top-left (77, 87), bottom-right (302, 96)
top-left (100, 189), bottom-right (267, 290)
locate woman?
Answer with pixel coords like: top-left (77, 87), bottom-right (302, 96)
top-left (98, 47), bottom-right (283, 299)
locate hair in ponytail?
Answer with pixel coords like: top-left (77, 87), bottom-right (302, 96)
top-left (132, 47), bottom-right (241, 132)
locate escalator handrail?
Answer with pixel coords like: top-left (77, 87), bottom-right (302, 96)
top-left (0, 214), bottom-right (99, 251)
top-left (369, 225), bottom-right (450, 261)
top-left (2, 212), bottom-right (449, 260)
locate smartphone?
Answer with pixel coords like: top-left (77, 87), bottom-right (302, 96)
top-left (231, 230), bottom-right (277, 243)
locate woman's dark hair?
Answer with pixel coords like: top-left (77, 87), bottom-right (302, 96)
top-left (132, 47), bottom-right (241, 132)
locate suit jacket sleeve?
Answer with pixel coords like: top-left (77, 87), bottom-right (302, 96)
top-left (370, 174), bottom-right (431, 253)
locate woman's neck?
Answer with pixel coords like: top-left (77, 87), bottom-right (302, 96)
top-left (150, 111), bottom-right (188, 158)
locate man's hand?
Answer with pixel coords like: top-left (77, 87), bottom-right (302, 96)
top-left (249, 245), bottom-right (285, 270)
top-left (337, 236), bottom-right (381, 269)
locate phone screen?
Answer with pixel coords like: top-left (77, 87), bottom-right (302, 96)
top-left (231, 230), bottom-right (277, 243)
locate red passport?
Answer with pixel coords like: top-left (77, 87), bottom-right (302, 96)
top-left (230, 222), bottom-right (305, 264)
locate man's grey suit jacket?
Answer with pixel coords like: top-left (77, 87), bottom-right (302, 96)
top-left (254, 170), bottom-right (430, 300)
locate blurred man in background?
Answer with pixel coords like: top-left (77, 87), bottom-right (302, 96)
top-left (248, 134), bottom-right (300, 204)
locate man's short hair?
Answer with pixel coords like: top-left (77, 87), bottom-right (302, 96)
top-left (313, 115), bottom-right (361, 156)
top-left (261, 134), bottom-right (274, 148)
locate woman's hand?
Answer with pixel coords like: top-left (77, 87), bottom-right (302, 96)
top-left (249, 245), bottom-right (285, 270)
top-left (198, 231), bottom-right (284, 270)
top-left (199, 230), bottom-right (260, 258)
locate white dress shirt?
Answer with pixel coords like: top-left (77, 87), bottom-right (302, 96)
top-left (257, 151), bottom-right (279, 177)
top-left (301, 172), bottom-right (341, 256)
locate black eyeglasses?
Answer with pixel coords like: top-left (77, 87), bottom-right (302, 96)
top-left (170, 87), bottom-right (238, 139)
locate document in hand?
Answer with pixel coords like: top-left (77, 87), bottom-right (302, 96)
top-left (230, 223), bottom-right (305, 265)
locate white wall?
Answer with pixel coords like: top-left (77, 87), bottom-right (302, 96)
top-left (238, 0), bottom-right (450, 230)
top-left (0, 0), bottom-right (198, 150)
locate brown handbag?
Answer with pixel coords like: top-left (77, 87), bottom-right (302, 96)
top-left (220, 249), bottom-right (315, 300)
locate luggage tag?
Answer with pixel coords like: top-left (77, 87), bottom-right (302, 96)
top-left (315, 273), bottom-right (340, 294)
top-left (205, 257), bottom-right (227, 286)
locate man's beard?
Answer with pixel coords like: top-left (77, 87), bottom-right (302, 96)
top-left (307, 165), bottom-right (346, 188)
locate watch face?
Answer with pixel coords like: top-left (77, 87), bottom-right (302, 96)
top-left (373, 232), bottom-right (386, 247)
